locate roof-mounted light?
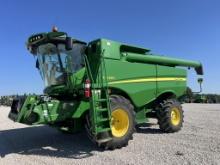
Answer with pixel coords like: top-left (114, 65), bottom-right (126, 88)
top-left (52, 26), bottom-right (58, 32)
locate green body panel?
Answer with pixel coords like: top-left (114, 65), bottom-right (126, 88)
top-left (70, 68), bottom-right (86, 89)
top-left (71, 101), bottom-right (90, 118)
top-left (88, 39), bottom-right (189, 108)
top-left (17, 95), bottom-right (89, 125)
top-left (135, 108), bottom-right (151, 124)
top-left (11, 34), bottom-right (203, 136)
top-left (16, 95), bottom-right (39, 123)
top-left (105, 59), bottom-right (157, 107)
top-left (156, 65), bottom-right (187, 97)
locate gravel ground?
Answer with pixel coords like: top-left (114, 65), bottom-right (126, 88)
top-left (0, 104), bottom-right (220, 165)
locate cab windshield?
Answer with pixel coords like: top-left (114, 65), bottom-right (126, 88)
top-left (37, 43), bottom-right (84, 87)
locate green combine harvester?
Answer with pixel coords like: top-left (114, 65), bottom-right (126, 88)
top-left (9, 28), bottom-right (203, 149)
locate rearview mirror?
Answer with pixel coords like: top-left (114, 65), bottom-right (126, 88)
top-left (65, 37), bottom-right (72, 50)
top-left (193, 78), bottom-right (203, 93)
top-left (197, 78), bottom-right (203, 84)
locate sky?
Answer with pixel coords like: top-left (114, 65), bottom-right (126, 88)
top-left (0, 0), bottom-right (219, 95)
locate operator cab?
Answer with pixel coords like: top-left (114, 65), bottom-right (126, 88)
top-left (27, 27), bottom-right (86, 95)
top-left (36, 42), bottom-right (84, 87)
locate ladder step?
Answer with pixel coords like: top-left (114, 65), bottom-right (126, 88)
top-left (96, 108), bottom-right (108, 112)
top-left (96, 118), bottom-right (109, 122)
top-left (97, 127), bottom-right (111, 133)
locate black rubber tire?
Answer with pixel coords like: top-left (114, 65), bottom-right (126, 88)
top-left (156, 99), bottom-right (184, 133)
top-left (10, 96), bottom-right (26, 114)
top-left (101, 95), bottom-right (135, 150)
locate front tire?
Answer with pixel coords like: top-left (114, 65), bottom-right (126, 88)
top-left (156, 99), bottom-right (183, 133)
top-left (102, 95), bottom-right (135, 149)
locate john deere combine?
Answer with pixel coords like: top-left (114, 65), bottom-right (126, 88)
top-left (9, 28), bottom-right (203, 149)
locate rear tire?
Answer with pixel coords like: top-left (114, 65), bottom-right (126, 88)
top-left (101, 95), bottom-right (135, 149)
top-left (156, 99), bottom-right (183, 133)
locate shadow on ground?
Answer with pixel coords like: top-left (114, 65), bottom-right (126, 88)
top-left (136, 123), bottom-right (163, 134)
top-left (0, 123), bottom-right (162, 158)
top-left (0, 126), bottom-right (100, 159)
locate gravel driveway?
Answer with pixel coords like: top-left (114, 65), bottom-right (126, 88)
top-left (0, 104), bottom-right (220, 165)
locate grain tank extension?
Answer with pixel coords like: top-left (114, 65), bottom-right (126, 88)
top-left (8, 28), bottom-right (203, 149)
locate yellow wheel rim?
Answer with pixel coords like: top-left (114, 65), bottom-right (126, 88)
top-left (111, 108), bottom-right (129, 138)
top-left (170, 107), bottom-right (181, 126)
